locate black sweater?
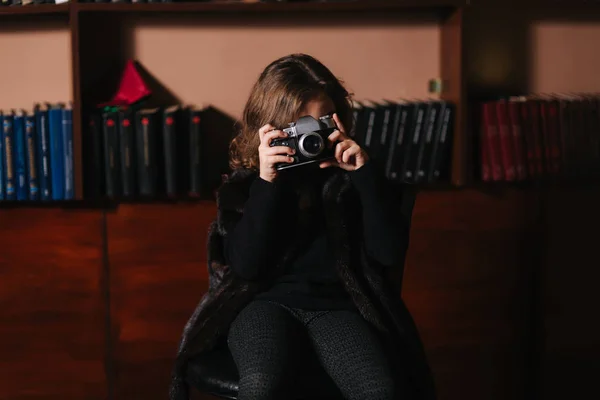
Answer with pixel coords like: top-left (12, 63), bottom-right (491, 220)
top-left (223, 161), bottom-right (405, 310)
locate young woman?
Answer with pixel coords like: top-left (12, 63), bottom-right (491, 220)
top-left (169, 54), bottom-right (435, 400)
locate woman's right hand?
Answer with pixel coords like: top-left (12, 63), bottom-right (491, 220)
top-left (258, 124), bottom-right (295, 182)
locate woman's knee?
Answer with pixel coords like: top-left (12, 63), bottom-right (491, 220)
top-left (345, 373), bottom-right (395, 400)
top-left (239, 371), bottom-right (290, 400)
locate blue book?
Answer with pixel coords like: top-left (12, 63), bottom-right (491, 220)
top-left (2, 112), bottom-right (16, 201)
top-left (25, 113), bottom-right (39, 201)
top-left (62, 104), bottom-right (74, 200)
top-left (48, 104), bottom-right (64, 200)
top-left (34, 104), bottom-right (52, 201)
top-left (13, 111), bottom-right (28, 201)
top-left (0, 113), bottom-right (4, 201)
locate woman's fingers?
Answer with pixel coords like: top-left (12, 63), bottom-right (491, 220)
top-left (258, 124), bottom-right (275, 141)
top-left (335, 140), bottom-right (353, 163)
top-left (266, 155), bottom-right (295, 167)
top-left (342, 144), bottom-right (361, 164)
top-left (261, 129), bottom-right (287, 147)
top-left (263, 145), bottom-right (295, 156)
top-left (327, 129), bottom-right (343, 146)
top-left (319, 159), bottom-right (338, 169)
top-left (332, 113), bottom-right (348, 137)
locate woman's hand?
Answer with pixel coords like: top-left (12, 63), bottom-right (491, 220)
top-left (320, 113), bottom-right (369, 171)
top-left (258, 124), bottom-right (295, 182)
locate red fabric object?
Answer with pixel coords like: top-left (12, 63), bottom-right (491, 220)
top-left (98, 60), bottom-right (151, 107)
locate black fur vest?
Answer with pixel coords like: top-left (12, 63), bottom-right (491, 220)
top-left (169, 167), bottom-right (436, 400)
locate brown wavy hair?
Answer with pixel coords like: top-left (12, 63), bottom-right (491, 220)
top-left (229, 53), bottom-right (354, 171)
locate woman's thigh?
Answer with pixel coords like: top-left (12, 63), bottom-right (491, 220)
top-left (305, 310), bottom-right (396, 400)
top-left (227, 300), bottom-right (305, 398)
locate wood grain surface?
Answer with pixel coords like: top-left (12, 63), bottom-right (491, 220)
top-left (105, 202), bottom-right (217, 400)
top-left (403, 188), bottom-right (543, 400)
top-left (0, 209), bottom-right (106, 399)
top-left (541, 186), bottom-right (600, 400)
top-left (0, 185), bottom-right (596, 400)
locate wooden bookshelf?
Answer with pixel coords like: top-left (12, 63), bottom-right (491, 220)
top-left (0, 0), bottom-right (467, 199)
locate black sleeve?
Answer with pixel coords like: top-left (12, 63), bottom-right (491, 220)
top-left (223, 177), bottom-right (285, 281)
top-left (348, 161), bottom-right (409, 267)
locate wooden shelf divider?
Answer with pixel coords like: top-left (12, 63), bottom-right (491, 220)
top-left (0, 3), bottom-right (69, 16)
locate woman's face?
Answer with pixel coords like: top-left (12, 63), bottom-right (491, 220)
top-left (298, 95), bottom-right (336, 121)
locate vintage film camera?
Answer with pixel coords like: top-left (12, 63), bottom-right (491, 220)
top-left (269, 114), bottom-right (337, 170)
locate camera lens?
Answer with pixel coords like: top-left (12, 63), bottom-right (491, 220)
top-left (298, 132), bottom-right (324, 157)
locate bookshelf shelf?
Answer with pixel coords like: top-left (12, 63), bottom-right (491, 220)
top-left (526, 0), bottom-right (600, 9)
top-left (73, 0), bottom-right (463, 14)
top-left (0, 4), bottom-right (69, 16)
top-left (0, 197), bottom-right (210, 210)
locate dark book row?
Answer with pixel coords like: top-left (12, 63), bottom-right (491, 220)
top-left (83, 105), bottom-right (206, 200)
top-left (79, 0), bottom-right (174, 3)
top-left (351, 98), bottom-right (454, 184)
top-left (0, 0), bottom-right (68, 6)
top-left (478, 93), bottom-right (600, 182)
top-left (0, 103), bottom-right (74, 202)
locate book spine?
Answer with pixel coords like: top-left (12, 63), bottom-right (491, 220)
top-left (508, 101), bottom-right (528, 181)
top-left (25, 115), bottom-right (39, 201)
top-left (482, 102), bottom-right (503, 181)
top-left (102, 112), bottom-right (120, 199)
top-left (557, 100), bottom-right (571, 176)
top-left (62, 107), bottom-right (74, 200)
top-left (415, 102), bottom-right (440, 182)
top-left (585, 98), bottom-right (599, 173)
top-left (593, 99), bottom-right (600, 174)
top-left (496, 100), bottom-right (516, 181)
top-left (402, 102), bottom-right (427, 182)
top-left (572, 100), bottom-right (585, 176)
top-left (426, 102), bottom-right (447, 183)
top-left (363, 108), bottom-right (376, 154)
top-left (136, 112), bottom-right (156, 197)
top-left (546, 100), bottom-right (562, 175)
top-left (162, 110), bottom-right (177, 197)
top-left (519, 101), bottom-right (537, 178)
top-left (350, 107), bottom-right (359, 139)
top-left (539, 101), bottom-right (554, 175)
top-left (430, 104), bottom-right (454, 182)
top-left (49, 106), bottom-right (65, 200)
top-left (377, 106), bottom-right (392, 168)
top-left (119, 110), bottom-right (135, 198)
top-left (13, 113), bottom-right (28, 201)
top-left (353, 107), bottom-right (367, 147)
top-left (389, 105), bottom-right (412, 182)
top-left (189, 110), bottom-right (202, 196)
top-left (528, 101), bottom-right (545, 177)
top-left (35, 109), bottom-right (52, 200)
top-left (480, 111), bottom-right (490, 182)
top-left (3, 116), bottom-right (16, 201)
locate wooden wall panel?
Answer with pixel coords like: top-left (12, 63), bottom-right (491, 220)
top-left (541, 187), bottom-right (600, 400)
top-left (106, 203), bottom-right (217, 400)
top-left (403, 188), bottom-right (543, 400)
top-left (0, 209), bottom-right (105, 400)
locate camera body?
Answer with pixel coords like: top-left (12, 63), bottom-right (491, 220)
top-left (269, 114), bottom-right (337, 170)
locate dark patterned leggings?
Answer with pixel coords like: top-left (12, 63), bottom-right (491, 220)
top-left (227, 300), bottom-right (396, 400)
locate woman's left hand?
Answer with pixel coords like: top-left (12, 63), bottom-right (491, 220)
top-left (320, 113), bottom-right (369, 171)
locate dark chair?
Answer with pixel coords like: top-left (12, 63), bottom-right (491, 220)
top-left (185, 184), bottom-right (417, 399)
